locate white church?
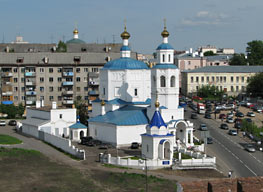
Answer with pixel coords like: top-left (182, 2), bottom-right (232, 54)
top-left (88, 24), bottom-right (194, 148)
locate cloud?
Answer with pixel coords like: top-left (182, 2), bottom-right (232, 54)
top-left (181, 11), bottom-right (229, 26)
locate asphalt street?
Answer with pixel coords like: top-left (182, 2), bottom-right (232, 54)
top-left (186, 109), bottom-right (263, 177)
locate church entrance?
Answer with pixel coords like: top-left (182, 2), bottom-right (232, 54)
top-left (163, 141), bottom-right (171, 159)
top-left (80, 131), bottom-right (84, 139)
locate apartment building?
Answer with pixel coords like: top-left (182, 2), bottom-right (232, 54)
top-left (181, 66), bottom-right (263, 97)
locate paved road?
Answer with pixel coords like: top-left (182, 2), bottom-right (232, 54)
top-left (186, 109), bottom-right (263, 177)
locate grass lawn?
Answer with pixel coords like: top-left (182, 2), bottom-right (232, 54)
top-left (0, 134), bottom-right (22, 144)
top-left (0, 148), bottom-right (176, 192)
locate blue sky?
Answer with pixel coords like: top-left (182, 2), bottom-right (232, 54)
top-left (0, 0), bottom-right (262, 54)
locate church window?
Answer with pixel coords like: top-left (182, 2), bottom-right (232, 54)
top-left (170, 76), bottom-right (175, 87)
top-left (134, 88), bottom-right (138, 96)
top-left (162, 54), bottom-right (165, 62)
top-left (160, 76), bottom-right (166, 87)
top-left (168, 54), bottom-right (171, 62)
top-left (147, 144), bottom-right (149, 152)
top-left (103, 88), bottom-right (105, 95)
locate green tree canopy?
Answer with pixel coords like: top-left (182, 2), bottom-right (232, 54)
top-left (246, 40), bottom-right (263, 65)
top-left (197, 85), bottom-right (224, 99)
top-left (204, 51), bottom-right (216, 56)
top-left (74, 97), bottom-right (88, 126)
top-left (229, 53), bottom-right (247, 65)
top-left (57, 41), bottom-right (67, 52)
top-left (246, 72), bottom-right (263, 97)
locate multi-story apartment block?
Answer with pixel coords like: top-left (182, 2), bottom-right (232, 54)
top-left (0, 29), bottom-right (137, 108)
top-left (181, 66), bottom-right (263, 97)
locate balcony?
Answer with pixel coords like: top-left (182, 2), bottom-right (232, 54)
top-left (3, 81), bottom-right (12, 85)
top-left (2, 91), bottom-right (13, 96)
top-left (25, 81), bottom-right (36, 86)
top-left (88, 90), bottom-right (99, 95)
top-left (25, 72), bottom-right (36, 77)
top-left (63, 91), bottom-right (74, 95)
top-left (89, 80), bottom-right (99, 86)
top-left (26, 101), bottom-right (34, 105)
top-left (2, 72), bottom-right (13, 77)
top-left (26, 91), bottom-right (37, 96)
top-left (62, 82), bottom-right (73, 86)
top-left (63, 72), bottom-right (74, 77)
top-left (63, 100), bottom-right (74, 104)
top-left (88, 72), bottom-right (99, 78)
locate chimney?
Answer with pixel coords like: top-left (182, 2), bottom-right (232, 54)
top-left (52, 101), bottom-right (57, 109)
top-left (36, 100), bottom-right (41, 108)
top-left (189, 48), bottom-right (193, 54)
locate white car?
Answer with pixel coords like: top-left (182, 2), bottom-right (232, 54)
top-left (226, 118), bottom-right (234, 123)
top-left (0, 120), bottom-right (6, 126)
top-left (247, 111), bottom-right (255, 117)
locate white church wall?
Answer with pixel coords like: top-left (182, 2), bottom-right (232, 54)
top-left (116, 124), bottom-right (147, 147)
top-left (161, 108), bottom-right (184, 123)
top-left (26, 109), bottom-right (50, 120)
top-left (50, 109), bottom-right (76, 125)
top-left (22, 124), bottom-right (39, 138)
top-left (141, 135), bottom-right (154, 159)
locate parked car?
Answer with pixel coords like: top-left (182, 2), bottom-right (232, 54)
top-left (227, 112), bottom-right (234, 118)
top-left (131, 142), bottom-right (140, 149)
top-left (225, 104), bottom-right (235, 110)
top-left (247, 111), bottom-right (255, 117)
top-left (228, 129), bottom-right (237, 136)
top-left (219, 114), bottom-right (226, 119)
top-left (206, 137), bottom-right (213, 144)
top-left (199, 124), bottom-right (208, 131)
top-left (204, 113), bottom-right (212, 119)
top-left (0, 120), bottom-right (6, 126)
top-left (226, 117), bottom-right (234, 123)
top-left (234, 118), bottom-right (242, 124)
top-left (234, 122), bottom-right (242, 129)
top-left (99, 144), bottom-right (108, 150)
top-left (191, 113), bottom-right (198, 119)
top-left (80, 136), bottom-right (93, 145)
top-left (235, 112), bottom-right (244, 117)
top-left (220, 123), bottom-right (229, 130)
top-left (8, 120), bottom-right (17, 126)
top-left (253, 106), bottom-right (263, 113)
top-left (245, 144), bottom-right (256, 152)
top-left (245, 118), bottom-right (252, 123)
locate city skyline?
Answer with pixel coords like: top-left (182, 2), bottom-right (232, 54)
top-left (0, 0), bottom-right (262, 54)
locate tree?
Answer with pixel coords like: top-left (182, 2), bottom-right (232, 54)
top-left (229, 53), bottom-right (247, 65)
top-left (246, 40), bottom-right (263, 65)
top-left (246, 72), bottom-right (263, 97)
top-left (197, 85), bottom-right (224, 99)
top-left (204, 51), bottom-right (216, 56)
top-left (57, 41), bottom-right (67, 52)
top-left (17, 103), bottom-right (25, 118)
top-left (74, 97), bottom-right (89, 125)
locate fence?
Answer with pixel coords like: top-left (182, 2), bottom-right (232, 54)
top-left (39, 131), bottom-right (85, 160)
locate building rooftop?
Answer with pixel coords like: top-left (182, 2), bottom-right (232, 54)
top-left (182, 66), bottom-right (263, 73)
top-left (102, 57), bottom-right (149, 70)
top-left (28, 106), bottom-right (70, 112)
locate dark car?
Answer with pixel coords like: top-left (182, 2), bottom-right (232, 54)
top-left (234, 122), bottom-right (242, 129)
top-left (206, 137), bottom-right (213, 144)
top-left (219, 114), bottom-right (226, 119)
top-left (131, 142), bottom-right (140, 149)
top-left (8, 120), bottom-right (17, 126)
top-left (236, 112), bottom-right (244, 117)
top-left (220, 123), bottom-right (229, 130)
top-left (204, 113), bottom-right (212, 119)
top-left (80, 136), bottom-right (93, 145)
top-left (191, 113), bottom-right (198, 119)
top-left (245, 118), bottom-right (252, 123)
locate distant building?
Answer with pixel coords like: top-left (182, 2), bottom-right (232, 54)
top-left (181, 66), bottom-right (263, 97)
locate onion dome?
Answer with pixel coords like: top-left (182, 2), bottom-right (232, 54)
top-left (73, 28), bottom-right (78, 34)
top-left (121, 26), bottom-right (130, 40)
top-left (155, 100), bottom-right (160, 108)
top-left (101, 99), bottom-right (105, 106)
top-left (161, 26), bottom-right (169, 38)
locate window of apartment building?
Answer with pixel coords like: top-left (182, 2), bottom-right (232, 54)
top-left (236, 86), bottom-right (239, 92)
top-left (57, 68), bottom-right (62, 73)
top-left (242, 86), bottom-right (245, 91)
top-left (14, 96), bottom-right (18, 101)
top-left (66, 78), bottom-right (72, 82)
top-left (231, 76), bottom-right (234, 82)
top-left (76, 68), bottom-right (81, 73)
top-left (49, 96), bottom-right (53, 101)
top-left (92, 68), bottom-right (99, 73)
top-left (21, 78), bottom-right (24, 82)
top-left (134, 88), bottom-right (138, 96)
top-left (40, 96), bottom-right (44, 100)
top-left (58, 96), bottom-right (62, 101)
top-left (49, 68), bottom-right (53, 73)
top-left (236, 77), bottom-right (239, 83)
top-left (196, 86), bottom-right (199, 91)
top-left (220, 76), bottom-right (223, 82)
top-left (40, 68), bottom-right (44, 73)
top-left (206, 76), bottom-right (209, 82)
top-left (84, 87), bottom-right (89, 91)
top-left (14, 78), bottom-right (18, 83)
top-left (188, 61), bottom-right (191, 65)
top-left (21, 87), bottom-right (25, 92)
top-left (49, 77), bottom-right (53, 82)
top-left (196, 77), bottom-right (199, 82)
top-left (21, 68), bottom-right (25, 73)
top-left (241, 77), bottom-right (244, 83)
top-left (201, 77), bottom-right (204, 83)
top-left (247, 77), bottom-right (250, 82)
top-left (49, 87), bottom-right (53, 92)
top-left (216, 77), bottom-right (219, 82)
top-left (84, 68), bottom-right (89, 72)
top-left (212, 77), bottom-right (215, 82)
top-left (231, 86), bottom-right (234, 92)
top-left (191, 77), bottom-right (194, 83)
top-left (14, 87), bottom-right (18, 92)
top-left (58, 87), bottom-right (62, 92)
top-left (57, 77), bottom-right (62, 82)
top-left (21, 96), bottom-right (25, 100)
top-left (76, 77), bottom-right (81, 82)
top-left (40, 87), bottom-right (44, 92)
top-left (224, 77), bottom-right (226, 82)
top-left (85, 96), bottom-right (89, 100)
top-left (40, 77), bottom-right (44, 82)
top-left (13, 68), bottom-right (17, 73)
top-left (77, 87), bottom-right (80, 92)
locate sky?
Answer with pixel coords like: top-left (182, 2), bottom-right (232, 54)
top-left (0, 0), bottom-right (262, 54)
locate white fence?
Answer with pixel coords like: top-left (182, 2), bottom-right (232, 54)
top-left (180, 157), bottom-right (216, 167)
top-left (100, 154), bottom-right (172, 170)
top-left (39, 131), bottom-right (85, 160)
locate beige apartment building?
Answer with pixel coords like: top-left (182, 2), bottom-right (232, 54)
top-left (181, 66), bottom-right (263, 97)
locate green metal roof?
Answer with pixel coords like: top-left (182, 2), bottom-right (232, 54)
top-left (66, 39), bottom-right (86, 44)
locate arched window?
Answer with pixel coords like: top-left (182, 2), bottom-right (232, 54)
top-left (160, 76), bottom-right (166, 87)
top-left (170, 76), bottom-right (175, 87)
top-left (162, 54), bottom-right (165, 62)
top-left (168, 54), bottom-right (171, 62)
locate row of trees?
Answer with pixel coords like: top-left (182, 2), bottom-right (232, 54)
top-left (197, 85), bottom-right (224, 100)
top-left (230, 40), bottom-right (263, 66)
top-left (0, 103), bottom-right (24, 119)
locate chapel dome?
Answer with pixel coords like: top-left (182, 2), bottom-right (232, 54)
top-left (102, 57), bottom-right (149, 70)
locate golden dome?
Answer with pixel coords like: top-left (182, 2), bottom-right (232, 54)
top-left (101, 99), bottom-right (105, 106)
top-left (161, 27), bottom-right (169, 38)
top-left (73, 29), bottom-right (78, 34)
top-left (155, 99), bottom-right (160, 108)
top-left (121, 26), bottom-right (130, 40)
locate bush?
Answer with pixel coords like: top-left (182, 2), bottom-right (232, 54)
top-left (241, 119), bottom-right (263, 138)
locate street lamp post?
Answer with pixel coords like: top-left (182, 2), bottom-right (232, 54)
top-left (140, 155), bottom-right (148, 192)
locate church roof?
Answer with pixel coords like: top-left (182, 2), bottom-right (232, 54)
top-left (102, 57), bottom-right (149, 70)
top-left (92, 98), bottom-right (151, 105)
top-left (88, 105), bottom-right (149, 126)
top-left (153, 64), bottom-right (178, 69)
top-left (156, 43), bottom-right (173, 50)
top-left (69, 122), bottom-right (87, 129)
top-left (66, 38), bottom-right (86, 44)
top-left (149, 110), bottom-right (167, 128)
